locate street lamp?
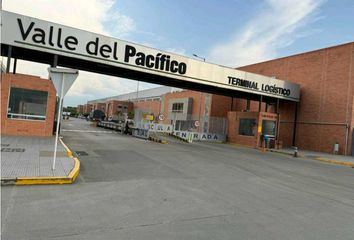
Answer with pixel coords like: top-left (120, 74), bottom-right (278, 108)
top-left (192, 54), bottom-right (205, 62)
top-left (192, 54), bottom-right (206, 132)
top-left (136, 80), bottom-right (140, 99)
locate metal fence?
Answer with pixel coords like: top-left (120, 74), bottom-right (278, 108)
top-left (134, 110), bottom-right (227, 134)
top-left (169, 113), bottom-right (228, 135)
top-left (133, 109), bottom-right (228, 142)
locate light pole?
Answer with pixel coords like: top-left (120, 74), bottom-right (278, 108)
top-left (193, 54), bottom-right (205, 132)
top-left (193, 54), bottom-right (205, 62)
top-left (136, 80), bottom-right (140, 100)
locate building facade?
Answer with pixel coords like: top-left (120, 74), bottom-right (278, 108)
top-left (237, 42), bottom-right (354, 155)
top-left (105, 100), bottom-right (134, 119)
top-left (76, 104), bottom-right (84, 114)
top-left (92, 102), bottom-right (106, 112)
top-left (82, 104), bottom-right (93, 114)
top-left (1, 73), bottom-right (56, 136)
top-left (83, 43), bottom-right (353, 155)
top-left (3, 42), bottom-right (352, 155)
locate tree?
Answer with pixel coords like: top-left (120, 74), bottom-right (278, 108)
top-left (63, 106), bottom-right (77, 116)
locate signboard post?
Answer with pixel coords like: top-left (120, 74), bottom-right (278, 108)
top-left (48, 68), bottom-right (79, 170)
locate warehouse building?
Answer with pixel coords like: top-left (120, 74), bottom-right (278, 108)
top-left (2, 41), bottom-right (353, 155)
top-left (236, 42), bottom-right (354, 155)
top-left (81, 42), bottom-right (354, 155)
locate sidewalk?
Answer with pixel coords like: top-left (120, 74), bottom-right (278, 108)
top-left (270, 147), bottom-right (354, 167)
top-left (1, 135), bottom-right (80, 185)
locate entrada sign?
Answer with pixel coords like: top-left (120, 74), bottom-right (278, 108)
top-left (2, 11), bottom-right (300, 101)
top-left (174, 131), bottom-right (226, 142)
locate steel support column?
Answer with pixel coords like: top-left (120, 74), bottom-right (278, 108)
top-left (276, 99), bottom-right (279, 114)
top-left (292, 102), bottom-right (298, 146)
top-left (13, 58), bottom-right (17, 74)
top-left (6, 46), bottom-right (12, 73)
top-left (52, 55), bottom-right (58, 67)
top-left (258, 96), bottom-right (262, 112)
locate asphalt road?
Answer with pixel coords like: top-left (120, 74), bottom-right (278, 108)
top-left (2, 118), bottom-right (354, 240)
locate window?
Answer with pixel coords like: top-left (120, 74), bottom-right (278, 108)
top-left (262, 120), bottom-right (276, 136)
top-left (239, 118), bottom-right (256, 136)
top-left (172, 103), bottom-right (183, 113)
top-left (122, 105), bottom-right (128, 113)
top-left (7, 87), bottom-right (48, 120)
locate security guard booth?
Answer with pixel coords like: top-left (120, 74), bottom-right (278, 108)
top-left (227, 111), bottom-right (280, 149)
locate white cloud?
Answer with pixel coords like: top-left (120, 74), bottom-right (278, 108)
top-left (3, 0), bottom-right (114, 35)
top-left (165, 48), bottom-right (186, 56)
top-left (2, 0), bottom-right (140, 106)
top-left (106, 12), bottom-right (136, 38)
top-left (208, 0), bottom-right (324, 67)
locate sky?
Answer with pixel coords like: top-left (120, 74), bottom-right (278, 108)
top-left (2, 0), bottom-right (354, 107)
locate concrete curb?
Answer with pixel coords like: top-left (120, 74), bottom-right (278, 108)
top-left (59, 137), bottom-right (73, 157)
top-left (269, 149), bottom-right (354, 168)
top-left (148, 136), bottom-right (168, 144)
top-left (3, 137), bottom-right (80, 186)
top-left (229, 143), bottom-right (255, 149)
top-left (168, 133), bottom-right (189, 143)
top-left (313, 157), bottom-right (354, 167)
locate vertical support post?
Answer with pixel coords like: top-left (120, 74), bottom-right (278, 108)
top-left (265, 103), bottom-right (268, 112)
top-left (158, 96), bottom-right (162, 117)
top-left (52, 55), bottom-right (58, 67)
top-left (276, 99), bottom-right (280, 114)
top-left (258, 96), bottom-right (262, 112)
top-left (13, 58), bottom-right (17, 74)
top-left (6, 46), bottom-right (12, 73)
top-left (275, 98), bottom-right (280, 141)
top-left (293, 147), bottom-right (298, 157)
top-left (247, 99), bottom-right (250, 111)
top-left (51, 55), bottom-right (59, 126)
top-left (136, 81), bottom-right (140, 99)
top-left (52, 74), bottom-right (65, 170)
top-left (344, 124), bottom-right (349, 156)
top-left (292, 102), bottom-right (298, 146)
top-left (275, 100), bottom-right (280, 141)
top-left (198, 92), bottom-right (203, 131)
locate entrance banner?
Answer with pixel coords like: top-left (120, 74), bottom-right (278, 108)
top-left (2, 11), bottom-right (300, 102)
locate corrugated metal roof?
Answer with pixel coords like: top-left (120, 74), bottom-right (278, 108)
top-left (88, 86), bottom-right (182, 104)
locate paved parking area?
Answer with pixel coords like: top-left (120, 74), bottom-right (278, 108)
top-left (1, 136), bottom-right (74, 179)
top-left (2, 118), bottom-right (354, 240)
